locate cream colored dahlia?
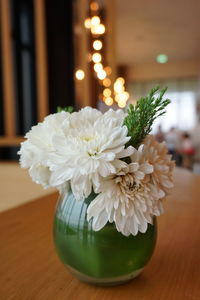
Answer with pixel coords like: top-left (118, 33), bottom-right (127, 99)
top-left (87, 156), bottom-right (159, 236)
top-left (140, 135), bottom-right (175, 196)
top-left (87, 134), bottom-right (175, 236)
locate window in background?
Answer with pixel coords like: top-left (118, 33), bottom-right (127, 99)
top-left (128, 77), bottom-right (199, 133)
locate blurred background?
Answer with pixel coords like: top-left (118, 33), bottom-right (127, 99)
top-left (0, 0), bottom-right (200, 174)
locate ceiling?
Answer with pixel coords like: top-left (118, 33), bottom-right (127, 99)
top-left (116, 0), bottom-right (200, 66)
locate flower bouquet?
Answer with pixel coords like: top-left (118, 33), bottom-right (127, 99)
top-left (19, 87), bottom-right (175, 285)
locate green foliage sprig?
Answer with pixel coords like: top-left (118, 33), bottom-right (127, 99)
top-left (123, 86), bottom-right (170, 148)
top-left (57, 106), bottom-right (74, 113)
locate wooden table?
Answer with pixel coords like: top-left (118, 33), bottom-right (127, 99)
top-left (1, 168), bottom-right (200, 300)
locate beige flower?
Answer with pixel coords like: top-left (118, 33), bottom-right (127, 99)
top-left (87, 135), bottom-right (175, 236)
top-left (140, 135), bottom-right (175, 196)
top-left (87, 159), bottom-right (158, 236)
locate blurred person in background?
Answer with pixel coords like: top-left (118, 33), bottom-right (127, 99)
top-left (165, 127), bottom-right (177, 156)
top-left (191, 121), bottom-right (200, 174)
top-left (181, 132), bottom-right (195, 170)
top-left (165, 127), bottom-right (182, 165)
top-left (155, 125), bottom-right (165, 143)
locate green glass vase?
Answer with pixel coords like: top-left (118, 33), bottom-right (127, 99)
top-left (53, 191), bottom-right (157, 286)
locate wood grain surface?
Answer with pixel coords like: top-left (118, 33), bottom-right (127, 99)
top-left (0, 162), bottom-right (55, 212)
top-left (0, 168), bottom-right (200, 300)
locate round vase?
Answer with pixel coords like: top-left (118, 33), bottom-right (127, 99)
top-left (53, 191), bottom-right (157, 286)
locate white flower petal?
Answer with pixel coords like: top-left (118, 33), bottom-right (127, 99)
top-left (92, 210), bottom-right (109, 231)
top-left (115, 146), bottom-right (134, 158)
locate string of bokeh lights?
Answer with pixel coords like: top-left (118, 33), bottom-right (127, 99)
top-left (75, 1), bottom-right (129, 108)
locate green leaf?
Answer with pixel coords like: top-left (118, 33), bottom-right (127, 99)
top-left (123, 86), bottom-right (170, 148)
top-left (57, 106), bottom-right (74, 113)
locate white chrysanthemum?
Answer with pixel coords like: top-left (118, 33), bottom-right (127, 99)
top-left (19, 139), bottom-right (52, 188)
top-left (25, 111), bottom-right (70, 153)
top-left (48, 107), bottom-right (133, 200)
top-left (69, 106), bottom-right (102, 125)
top-left (87, 156), bottom-right (159, 236)
top-left (140, 135), bottom-right (175, 196)
top-left (18, 111), bottom-right (70, 188)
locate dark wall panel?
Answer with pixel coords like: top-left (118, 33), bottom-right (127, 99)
top-left (11, 0), bottom-right (37, 135)
top-left (45, 0), bottom-right (75, 113)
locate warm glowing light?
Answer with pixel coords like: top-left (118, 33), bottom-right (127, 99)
top-left (119, 92), bottom-right (129, 101)
top-left (103, 88), bottom-right (111, 97)
top-left (90, 2), bottom-right (99, 11)
top-left (75, 69), bottom-right (85, 80)
top-left (104, 66), bottom-right (112, 75)
top-left (84, 18), bottom-right (91, 29)
top-left (114, 82), bottom-right (124, 93)
top-left (123, 91), bottom-right (130, 101)
top-left (93, 40), bottom-right (102, 50)
top-left (118, 99), bottom-right (127, 108)
top-left (97, 69), bottom-right (106, 80)
top-left (105, 97), bottom-right (114, 106)
top-left (115, 94), bottom-right (120, 102)
top-left (92, 24), bottom-right (105, 35)
top-left (115, 92), bottom-right (129, 102)
top-left (116, 77), bottom-right (125, 85)
top-left (92, 53), bottom-right (102, 63)
top-left (91, 16), bottom-right (100, 26)
top-left (91, 27), bottom-right (97, 35)
top-left (103, 78), bottom-right (111, 87)
top-left (98, 24), bottom-right (105, 34)
top-left (94, 63), bottom-right (103, 72)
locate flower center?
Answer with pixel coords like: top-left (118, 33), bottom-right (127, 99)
top-left (88, 147), bottom-right (100, 157)
top-left (115, 173), bottom-right (143, 198)
top-left (80, 135), bottom-right (96, 142)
